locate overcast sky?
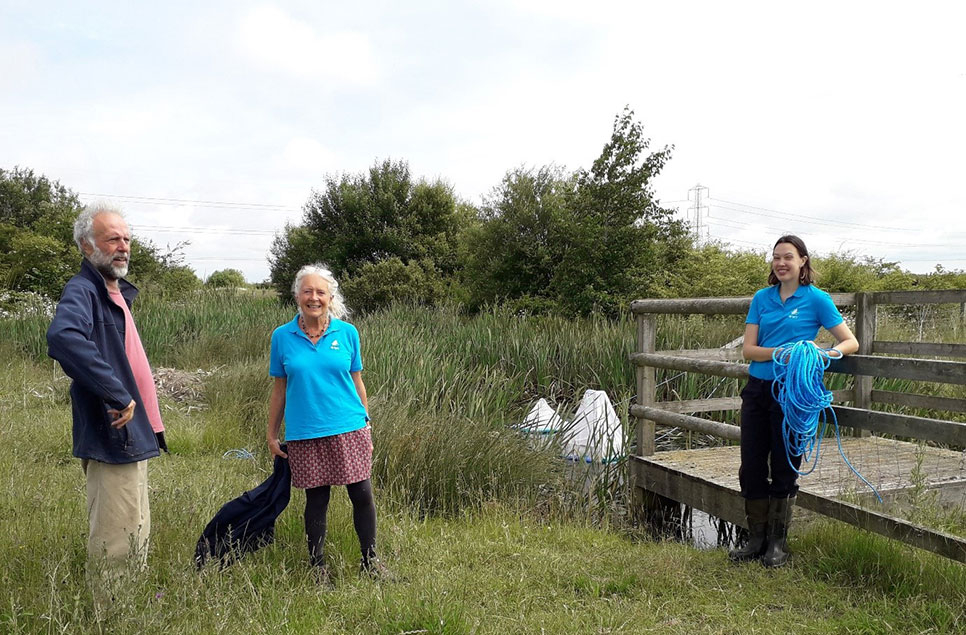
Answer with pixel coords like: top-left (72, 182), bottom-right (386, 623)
top-left (2, 1), bottom-right (964, 282)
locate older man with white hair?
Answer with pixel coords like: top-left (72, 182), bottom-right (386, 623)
top-left (46, 202), bottom-right (166, 605)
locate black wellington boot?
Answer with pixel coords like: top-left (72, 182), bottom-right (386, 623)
top-left (761, 495), bottom-right (795, 568)
top-left (728, 498), bottom-right (769, 562)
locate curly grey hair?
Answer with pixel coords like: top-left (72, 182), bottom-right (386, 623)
top-left (292, 263), bottom-right (349, 319)
top-left (73, 202), bottom-right (126, 253)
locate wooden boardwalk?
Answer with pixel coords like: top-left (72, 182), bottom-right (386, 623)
top-left (632, 436), bottom-right (966, 562)
top-left (629, 290), bottom-right (966, 563)
top-left (641, 436), bottom-right (966, 502)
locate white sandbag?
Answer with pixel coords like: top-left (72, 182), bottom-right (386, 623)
top-left (563, 389), bottom-right (624, 463)
top-left (516, 398), bottom-right (564, 435)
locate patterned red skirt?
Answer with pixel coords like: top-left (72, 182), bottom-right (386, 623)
top-left (288, 426), bottom-right (373, 488)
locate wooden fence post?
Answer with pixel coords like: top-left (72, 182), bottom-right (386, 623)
top-left (631, 313), bottom-right (681, 532)
top-left (636, 314), bottom-right (656, 456)
top-left (853, 292), bottom-right (876, 437)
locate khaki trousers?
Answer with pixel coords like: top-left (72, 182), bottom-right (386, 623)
top-left (83, 459), bottom-right (150, 568)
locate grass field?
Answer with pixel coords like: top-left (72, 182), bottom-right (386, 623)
top-left (1, 295), bottom-right (965, 633)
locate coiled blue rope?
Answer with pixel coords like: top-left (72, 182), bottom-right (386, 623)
top-left (772, 341), bottom-right (882, 503)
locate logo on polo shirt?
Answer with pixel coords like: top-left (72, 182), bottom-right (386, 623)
top-left (330, 339), bottom-right (340, 350)
top-left (788, 308), bottom-right (799, 320)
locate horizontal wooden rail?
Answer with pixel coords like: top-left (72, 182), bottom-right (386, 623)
top-left (655, 348), bottom-right (745, 361)
top-left (656, 397), bottom-right (742, 414)
top-left (871, 389), bottom-right (966, 414)
top-left (796, 491), bottom-right (966, 564)
top-left (629, 405), bottom-right (741, 441)
top-left (828, 355), bottom-right (966, 385)
top-left (870, 289), bottom-right (966, 305)
top-left (832, 406), bottom-right (966, 446)
top-left (631, 293), bottom-right (855, 315)
top-left (630, 353), bottom-right (750, 379)
top-left (655, 389), bottom-right (854, 415)
top-left (873, 341), bottom-right (966, 358)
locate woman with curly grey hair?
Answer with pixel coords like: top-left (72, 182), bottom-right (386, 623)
top-left (267, 263), bottom-right (387, 584)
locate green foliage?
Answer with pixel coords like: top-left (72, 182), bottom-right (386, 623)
top-left (341, 257), bottom-right (447, 313)
top-left (0, 229), bottom-right (77, 297)
top-left (269, 160), bottom-right (467, 308)
top-left (465, 108), bottom-right (689, 316)
top-left (0, 167), bottom-right (82, 298)
top-left (205, 268), bottom-right (247, 288)
top-left (552, 108), bottom-right (690, 315)
top-left (667, 242), bottom-right (765, 297)
top-left (0, 166), bottom-right (79, 240)
top-left (0, 167), bottom-right (202, 300)
top-left (463, 165), bottom-right (572, 310)
top-left (126, 239), bottom-right (202, 299)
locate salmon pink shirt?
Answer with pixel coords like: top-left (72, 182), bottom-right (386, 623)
top-left (108, 289), bottom-right (164, 433)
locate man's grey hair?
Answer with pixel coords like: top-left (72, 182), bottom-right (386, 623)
top-left (73, 202), bottom-right (126, 253)
top-left (292, 263), bottom-right (349, 319)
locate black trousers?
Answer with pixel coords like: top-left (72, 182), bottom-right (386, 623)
top-left (738, 377), bottom-right (802, 500)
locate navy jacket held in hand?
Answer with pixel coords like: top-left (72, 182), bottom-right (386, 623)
top-left (194, 447), bottom-right (292, 568)
top-left (46, 258), bottom-right (161, 464)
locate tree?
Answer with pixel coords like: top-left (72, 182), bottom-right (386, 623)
top-left (462, 165), bottom-right (572, 310)
top-left (464, 108), bottom-right (690, 316)
top-left (206, 268), bottom-right (247, 288)
top-left (269, 159), bottom-right (468, 309)
top-left (551, 107), bottom-right (690, 315)
top-left (0, 167), bottom-right (83, 298)
top-left (0, 167), bottom-right (201, 299)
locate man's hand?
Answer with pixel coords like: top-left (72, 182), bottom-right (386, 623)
top-left (108, 400), bottom-right (136, 428)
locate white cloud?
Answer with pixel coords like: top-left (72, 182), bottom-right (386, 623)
top-left (0, 40), bottom-right (39, 87)
top-left (276, 137), bottom-right (339, 177)
top-left (236, 5), bottom-right (378, 85)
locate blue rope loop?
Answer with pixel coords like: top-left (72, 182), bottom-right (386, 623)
top-left (772, 341), bottom-right (882, 503)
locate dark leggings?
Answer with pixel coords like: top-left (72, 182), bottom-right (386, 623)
top-left (305, 479), bottom-right (377, 567)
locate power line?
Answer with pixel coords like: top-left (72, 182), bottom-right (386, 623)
top-left (709, 197), bottom-right (922, 233)
top-left (706, 216), bottom-right (959, 249)
top-left (79, 192), bottom-right (300, 212)
top-left (134, 224), bottom-right (277, 236)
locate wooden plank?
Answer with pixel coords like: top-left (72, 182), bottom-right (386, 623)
top-left (630, 405), bottom-right (742, 441)
top-left (656, 348), bottom-right (745, 361)
top-left (832, 406), bottom-right (966, 446)
top-left (874, 341), bottom-right (966, 358)
top-left (631, 297), bottom-right (751, 315)
top-left (796, 491), bottom-right (966, 563)
top-left (636, 315), bottom-right (657, 457)
top-left (832, 389), bottom-right (856, 403)
top-left (657, 397), bottom-right (742, 414)
top-left (656, 392), bottom-right (851, 414)
top-left (871, 389), bottom-right (966, 413)
top-left (631, 456), bottom-right (746, 527)
top-left (828, 354), bottom-right (966, 385)
top-left (630, 353), bottom-right (750, 379)
top-left (871, 289), bottom-right (966, 306)
top-left (630, 293), bottom-right (855, 315)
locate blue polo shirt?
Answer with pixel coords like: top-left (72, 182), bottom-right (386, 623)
top-left (746, 284), bottom-right (844, 380)
top-left (269, 315), bottom-right (368, 441)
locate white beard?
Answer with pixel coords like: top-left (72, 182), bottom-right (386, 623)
top-left (89, 246), bottom-right (129, 280)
